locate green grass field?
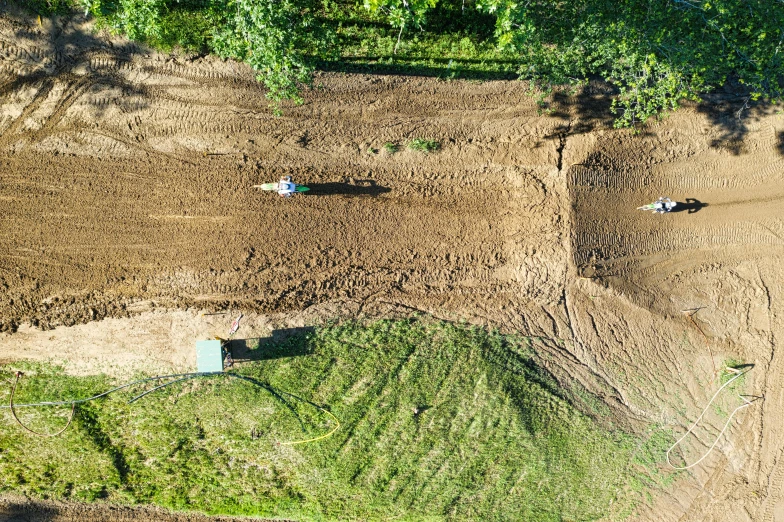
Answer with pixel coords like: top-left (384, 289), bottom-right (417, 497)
top-left (1, 319), bottom-right (671, 520)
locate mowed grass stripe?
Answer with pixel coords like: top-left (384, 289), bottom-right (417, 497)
top-left (1, 319), bottom-right (673, 520)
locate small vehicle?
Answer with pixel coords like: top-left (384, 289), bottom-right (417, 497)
top-left (253, 176), bottom-right (310, 197)
top-left (638, 197), bottom-right (676, 214)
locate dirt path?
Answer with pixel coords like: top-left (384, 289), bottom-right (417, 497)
top-left (0, 12), bottom-right (570, 337)
top-left (1, 8), bottom-right (784, 522)
top-left (0, 494), bottom-right (278, 522)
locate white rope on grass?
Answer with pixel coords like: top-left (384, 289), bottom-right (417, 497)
top-left (666, 369), bottom-right (757, 470)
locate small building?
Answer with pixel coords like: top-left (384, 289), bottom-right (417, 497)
top-left (196, 339), bottom-right (224, 373)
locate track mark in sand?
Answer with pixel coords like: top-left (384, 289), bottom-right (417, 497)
top-left (30, 76), bottom-right (92, 140)
top-left (569, 164), bottom-right (781, 191)
top-left (87, 55), bottom-right (133, 73)
top-left (762, 454), bottom-right (784, 522)
top-left (0, 38), bottom-right (66, 66)
top-left (139, 62), bottom-right (257, 88)
top-left (80, 128), bottom-right (199, 166)
top-left (0, 78), bottom-right (54, 146)
top-left (148, 215), bottom-right (233, 223)
top-left (573, 224), bottom-right (784, 271)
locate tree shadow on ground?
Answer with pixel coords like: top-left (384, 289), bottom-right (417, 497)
top-left (229, 327), bottom-right (316, 362)
top-left (535, 80), bottom-right (618, 151)
top-left (779, 130), bottom-right (784, 156)
top-left (695, 90), bottom-right (781, 156)
top-left (539, 77), bottom-right (783, 154)
top-left (306, 179), bottom-right (391, 197)
top-left (0, 499), bottom-right (61, 521)
top-left (547, 79), bottom-right (618, 133)
top-left (0, 6), bottom-right (153, 121)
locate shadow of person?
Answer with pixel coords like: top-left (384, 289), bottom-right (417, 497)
top-left (672, 198), bottom-right (708, 214)
top-left (305, 179), bottom-right (391, 197)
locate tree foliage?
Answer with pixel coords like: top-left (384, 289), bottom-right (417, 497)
top-left (476, 0), bottom-right (784, 126)
top-left (211, 0), bottom-right (334, 111)
top-left (363, 0), bottom-right (438, 53)
top-left (77, 0), bottom-right (333, 113)
top-left (28, 0), bottom-right (784, 123)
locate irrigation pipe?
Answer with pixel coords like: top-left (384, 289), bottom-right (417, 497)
top-left (3, 371), bottom-right (339, 446)
top-left (666, 369), bottom-right (758, 470)
top-left (9, 372), bottom-right (75, 438)
top-left (3, 371), bottom-right (214, 409)
top-left (127, 375), bottom-right (210, 404)
top-left (221, 373), bottom-right (340, 446)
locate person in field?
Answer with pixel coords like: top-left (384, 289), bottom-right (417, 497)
top-left (278, 176), bottom-right (296, 197)
top-left (653, 197), bottom-right (676, 213)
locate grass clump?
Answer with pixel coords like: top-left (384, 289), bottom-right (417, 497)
top-left (383, 142), bottom-right (398, 154)
top-left (407, 138), bottom-right (440, 153)
top-left (17, 0), bottom-right (73, 16)
top-left (0, 319), bottom-right (671, 520)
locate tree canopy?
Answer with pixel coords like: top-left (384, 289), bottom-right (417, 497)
top-left (29, 0), bottom-right (784, 123)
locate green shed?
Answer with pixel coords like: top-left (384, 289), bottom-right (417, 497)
top-left (196, 339), bottom-right (224, 373)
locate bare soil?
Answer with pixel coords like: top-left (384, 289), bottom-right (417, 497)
top-left (0, 494), bottom-right (279, 521)
top-left (1, 8), bottom-right (784, 522)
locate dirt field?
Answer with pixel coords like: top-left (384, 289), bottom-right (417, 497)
top-left (1, 7), bottom-right (784, 522)
top-left (0, 494), bottom-right (284, 522)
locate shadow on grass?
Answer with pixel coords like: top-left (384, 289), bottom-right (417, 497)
top-left (316, 57), bottom-right (519, 81)
top-left (228, 327), bottom-right (316, 363)
top-left (74, 403), bottom-right (129, 486)
top-left (224, 373), bottom-right (310, 432)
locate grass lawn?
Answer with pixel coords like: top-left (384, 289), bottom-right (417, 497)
top-left (1, 319), bottom-right (671, 521)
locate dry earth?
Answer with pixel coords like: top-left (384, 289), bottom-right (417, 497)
top-left (1, 7), bottom-right (784, 522)
top-left (0, 493), bottom-right (284, 522)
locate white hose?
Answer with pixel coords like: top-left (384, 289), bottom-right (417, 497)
top-left (666, 369), bottom-right (756, 470)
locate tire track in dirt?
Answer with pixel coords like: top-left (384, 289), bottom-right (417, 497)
top-left (2, 9), bottom-right (784, 522)
top-left (761, 454), bottom-right (784, 522)
top-left (0, 77), bottom-right (54, 145)
top-left (568, 115), bottom-right (783, 521)
top-left (28, 75), bottom-right (92, 140)
top-left (0, 32), bottom-right (568, 335)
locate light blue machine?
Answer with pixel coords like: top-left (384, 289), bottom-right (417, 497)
top-left (196, 339), bottom-right (224, 373)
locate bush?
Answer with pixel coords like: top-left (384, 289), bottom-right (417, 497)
top-left (16, 0), bottom-right (74, 16)
top-left (407, 138), bottom-right (440, 152)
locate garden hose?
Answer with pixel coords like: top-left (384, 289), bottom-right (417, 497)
top-left (3, 370), bottom-right (339, 446)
